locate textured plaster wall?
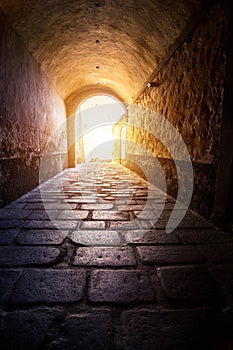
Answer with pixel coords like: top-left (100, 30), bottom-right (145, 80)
top-left (0, 15), bottom-right (67, 206)
top-left (124, 0), bottom-right (228, 219)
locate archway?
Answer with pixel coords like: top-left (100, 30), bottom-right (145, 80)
top-left (75, 95), bottom-right (126, 164)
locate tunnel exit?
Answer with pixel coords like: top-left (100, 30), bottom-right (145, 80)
top-left (75, 95), bottom-right (125, 163)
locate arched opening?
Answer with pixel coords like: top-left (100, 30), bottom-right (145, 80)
top-left (75, 94), bottom-right (126, 164)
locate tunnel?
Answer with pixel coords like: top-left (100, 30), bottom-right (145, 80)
top-left (0, 0), bottom-right (233, 349)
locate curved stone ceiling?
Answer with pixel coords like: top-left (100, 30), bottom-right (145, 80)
top-left (1, 0), bottom-right (205, 102)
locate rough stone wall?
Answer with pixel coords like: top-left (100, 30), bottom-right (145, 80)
top-left (0, 14), bottom-right (67, 206)
top-left (125, 0), bottom-right (228, 219)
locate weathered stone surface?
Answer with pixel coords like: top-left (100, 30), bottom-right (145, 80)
top-left (80, 221), bottom-right (105, 229)
top-left (157, 266), bottom-right (224, 303)
top-left (118, 308), bottom-right (227, 350)
top-left (81, 204), bottom-right (113, 210)
top-left (89, 270), bottom-right (155, 303)
top-left (92, 210), bottom-right (130, 221)
top-left (0, 269), bottom-right (22, 303)
top-left (70, 231), bottom-right (122, 246)
top-left (110, 221), bottom-right (139, 230)
top-left (73, 247), bottom-right (136, 266)
top-left (0, 15), bottom-right (66, 206)
top-left (10, 269), bottom-right (86, 304)
top-left (0, 247), bottom-right (61, 266)
top-left (137, 245), bottom-right (203, 265)
top-left (0, 229), bottom-right (18, 244)
top-left (124, 230), bottom-right (180, 244)
top-left (0, 309), bottom-right (61, 350)
top-left (47, 311), bottom-right (112, 350)
top-left (177, 229), bottom-right (233, 244)
top-left (16, 230), bottom-right (67, 245)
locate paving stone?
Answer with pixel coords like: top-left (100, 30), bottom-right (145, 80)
top-left (0, 270), bottom-right (22, 303)
top-left (81, 203), bottom-right (114, 210)
top-left (0, 209), bottom-right (32, 220)
top-left (0, 247), bottom-right (61, 266)
top-left (137, 246), bottom-right (204, 265)
top-left (118, 308), bottom-right (227, 350)
top-left (0, 229), bottom-right (19, 244)
top-left (70, 230), bottom-right (122, 246)
top-left (110, 221), bottom-right (139, 230)
top-left (16, 230), bottom-right (68, 245)
top-left (88, 270), bottom-right (155, 303)
top-left (23, 220), bottom-right (77, 230)
top-left (47, 311), bottom-right (112, 350)
top-left (124, 230), bottom-right (180, 244)
top-left (10, 269), bottom-right (86, 304)
top-left (157, 266), bottom-right (224, 303)
top-left (80, 221), bottom-right (105, 229)
top-left (73, 247), bottom-right (136, 266)
top-left (92, 210), bottom-right (130, 220)
top-left (177, 229), bottom-right (233, 244)
top-left (56, 210), bottom-right (89, 220)
top-left (0, 309), bottom-right (60, 350)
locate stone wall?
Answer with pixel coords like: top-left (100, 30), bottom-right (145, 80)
top-left (124, 0), bottom-right (228, 219)
top-left (0, 14), bottom-right (67, 206)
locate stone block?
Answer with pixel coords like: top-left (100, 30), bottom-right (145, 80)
top-left (10, 269), bottom-right (86, 304)
top-left (0, 309), bottom-right (60, 350)
top-left (88, 269), bottom-right (155, 303)
top-left (73, 247), bottom-right (136, 266)
top-left (0, 247), bottom-right (61, 266)
top-left (137, 245), bottom-right (203, 265)
top-left (157, 266), bottom-right (224, 303)
top-left (16, 230), bottom-right (67, 245)
top-left (70, 230), bottom-right (122, 246)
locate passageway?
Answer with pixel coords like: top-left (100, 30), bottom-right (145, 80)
top-left (0, 0), bottom-right (233, 348)
top-left (0, 162), bottom-right (233, 349)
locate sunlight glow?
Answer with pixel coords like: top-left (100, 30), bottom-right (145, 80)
top-left (76, 95), bottom-right (125, 163)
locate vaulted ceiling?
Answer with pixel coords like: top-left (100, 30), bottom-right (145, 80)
top-left (1, 0), bottom-right (206, 102)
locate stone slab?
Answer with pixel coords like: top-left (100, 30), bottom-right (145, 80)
top-left (10, 269), bottom-right (86, 304)
top-left (0, 309), bottom-right (60, 350)
top-left (88, 269), bottom-right (155, 303)
top-left (137, 245), bottom-right (204, 265)
top-left (0, 247), bottom-right (61, 266)
top-left (73, 247), bottom-right (136, 266)
top-left (70, 230), bottom-right (122, 246)
top-left (157, 266), bottom-right (224, 303)
top-left (16, 230), bottom-right (68, 245)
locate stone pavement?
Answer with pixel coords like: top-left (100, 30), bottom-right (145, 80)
top-left (0, 162), bottom-right (233, 349)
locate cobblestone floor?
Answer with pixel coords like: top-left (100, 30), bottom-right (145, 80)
top-left (0, 163), bottom-right (233, 349)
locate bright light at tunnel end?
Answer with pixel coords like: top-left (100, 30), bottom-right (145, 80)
top-left (39, 101), bottom-right (194, 239)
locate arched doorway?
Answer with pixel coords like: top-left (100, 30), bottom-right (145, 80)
top-left (75, 95), bottom-right (126, 164)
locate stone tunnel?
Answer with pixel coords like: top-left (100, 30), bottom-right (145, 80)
top-left (0, 0), bottom-right (233, 349)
